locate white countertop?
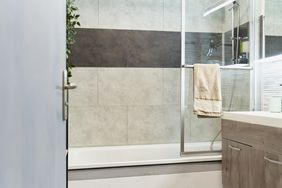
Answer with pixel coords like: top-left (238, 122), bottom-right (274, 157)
top-left (222, 111), bottom-right (282, 128)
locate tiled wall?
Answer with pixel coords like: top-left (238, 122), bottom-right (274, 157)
top-left (265, 36), bottom-right (282, 57)
top-left (70, 29), bottom-right (181, 68)
top-left (257, 59), bottom-right (282, 111)
top-left (75, 0), bottom-right (238, 33)
top-left (264, 0), bottom-right (282, 57)
top-left (185, 33), bottom-right (222, 65)
top-left (69, 68), bottom-right (181, 146)
top-left (69, 68), bottom-right (250, 147)
top-left (75, 0), bottom-right (181, 32)
top-left (265, 0), bottom-right (282, 36)
top-left (69, 0), bottom-right (251, 147)
top-left (222, 0), bottom-right (250, 32)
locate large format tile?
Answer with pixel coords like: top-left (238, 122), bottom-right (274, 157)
top-left (221, 70), bottom-right (250, 111)
top-left (75, 0), bottom-right (99, 28)
top-left (183, 101), bottom-right (221, 143)
top-left (164, 0), bottom-right (182, 31)
top-left (183, 106), bottom-right (192, 142)
top-left (99, 0), bottom-right (163, 31)
top-left (163, 68), bottom-right (180, 105)
top-left (70, 29), bottom-right (128, 67)
top-left (126, 31), bottom-right (181, 68)
top-left (98, 68), bottom-right (163, 105)
top-left (69, 106), bottom-right (128, 147)
top-left (265, 36), bottom-right (282, 57)
top-left (185, 69), bottom-right (194, 106)
top-left (185, 32), bottom-right (223, 65)
top-left (184, 68), bottom-right (250, 111)
top-left (188, 106), bottom-right (221, 142)
top-left (185, 0), bottom-right (224, 33)
top-left (69, 68), bottom-right (98, 107)
top-left (128, 105), bottom-right (180, 144)
top-left (70, 29), bottom-right (181, 68)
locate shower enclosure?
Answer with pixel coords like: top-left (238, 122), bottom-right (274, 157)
top-left (68, 0), bottom-right (254, 170)
top-left (180, 0), bottom-right (254, 156)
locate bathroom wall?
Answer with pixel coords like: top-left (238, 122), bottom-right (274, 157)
top-left (265, 0), bottom-right (282, 36)
top-left (264, 0), bottom-right (282, 57)
top-left (69, 0), bottom-right (250, 147)
top-left (69, 0), bottom-right (183, 147)
top-left (256, 58), bottom-right (282, 111)
top-left (222, 0), bottom-right (250, 33)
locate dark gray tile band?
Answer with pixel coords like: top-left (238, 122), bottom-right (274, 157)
top-left (185, 32), bottom-right (223, 65)
top-left (68, 162), bottom-right (221, 181)
top-left (70, 28), bottom-right (181, 68)
top-left (265, 35), bottom-right (282, 58)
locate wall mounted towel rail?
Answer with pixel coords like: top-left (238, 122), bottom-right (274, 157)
top-left (182, 65), bottom-right (253, 70)
top-left (180, 64), bottom-right (253, 157)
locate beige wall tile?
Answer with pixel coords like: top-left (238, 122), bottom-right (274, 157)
top-left (69, 106), bottom-right (128, 147)
top-left (98, 68), bottom-right (163, 105)
top-left (183, 106), bottom-right (192, 142)
top-left (185, 69), bottom-right (193, 106)
top-left (265, 0), bottom-right (282, 35)
top-left (188, 106), bottom-right (221, 142)
top-left (99, 0), bottom-right (163, 31)
top-left (69, 68), bottom-right (98, 107)
top-left (128, 105), bottom-right (180, 144)
top-left (223, 0), bottom-right (250, 32)
top-left (75, 0), bottom-right (99, 28)
top-left (186, 0), bottom-right (224, 33)
top-left (221, 70), bottom-right (250, 111)
top-left (163, 68), bottom-right (181, 105)
top-left (164, 0), bottom-right (182, 31)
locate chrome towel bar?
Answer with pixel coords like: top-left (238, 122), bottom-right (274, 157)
top-left (182, 64), bottom-right (253, 70)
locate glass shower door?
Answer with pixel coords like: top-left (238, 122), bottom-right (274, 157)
top-left (180, 0), bottom-right (253, 156)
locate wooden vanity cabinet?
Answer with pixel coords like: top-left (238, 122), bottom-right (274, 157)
top-left (222, 139), bottom-right (251, 188)
top-left (222, 120), bottom-right (282, 188)
top-left (263, 152), bottom-right (282, 188)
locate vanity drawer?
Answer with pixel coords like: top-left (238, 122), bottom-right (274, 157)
top-left (263, 127), bottom-right (282, 154)
top-left (222, 120), bottom-right (282, 153)
top-left (222, 120), bottom-right (264, 148)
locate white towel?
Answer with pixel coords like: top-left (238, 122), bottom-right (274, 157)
top-left (193, 64), bottom-right (222, 117)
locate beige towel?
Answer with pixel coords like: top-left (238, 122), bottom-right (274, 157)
top-left (193, 64), bottom-right (222, 117)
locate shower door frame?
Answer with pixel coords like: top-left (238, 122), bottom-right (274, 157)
top-left (180, 0), bottom-right (256, 157)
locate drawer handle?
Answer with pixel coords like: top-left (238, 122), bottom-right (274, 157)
top-left (264, 157), bottom-right (282, 165)
top-left (228, 145), bottom-right (241, 151)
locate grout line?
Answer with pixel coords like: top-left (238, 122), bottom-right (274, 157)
top-left (126, 105), bottom-right (129, 145)
top-left (162, 68), bottom-right (165, 106)
top-left (162, 0), bottom-right (165, 31)
top-left (98, 0), bottom-right (100, 26)
top-left (97, 68), bottom-right (99, 105)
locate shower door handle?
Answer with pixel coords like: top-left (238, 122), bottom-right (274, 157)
top-left (64, 83), bottom-right (77, 90)
top-left (63, 70), bottom-right (77, 121)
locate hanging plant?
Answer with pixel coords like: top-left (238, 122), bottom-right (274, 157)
top-left (66, 0), bottom-right (80, 78)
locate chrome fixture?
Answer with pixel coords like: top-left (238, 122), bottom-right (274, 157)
top-left (206, 34), bottom-right (222, 57)
top-left (180, 64), bottom-right (252, 156)
top-left (204, 0), bottom-right (242, 64)
top-left (182, 64), bottom-right (253, 70)
top-left (203, 0), bottom-right (236, 17)
top-left (231, 1), bottom-right (240, 64)
top-left (63, 70), bottom-right (77, 120)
